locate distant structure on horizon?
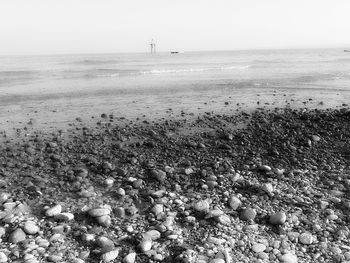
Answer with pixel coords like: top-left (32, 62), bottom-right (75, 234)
top-left (150, 39), bottom-right (156, 53)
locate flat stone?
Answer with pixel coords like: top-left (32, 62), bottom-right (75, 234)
top-left (47, 255), bottom-right (62, 262)
top-left (88, 208), bottom-right (111, 217)
top-left (54, 212), bottom-right (74, 221)
top-left (142, 230), bottom-right (161, 241)
top-left (45, 204), bottom-right (62, 217)
top-left (269, 211), bottom-right (287, 225)
top-left (280, 253), bottom-right (298, 263)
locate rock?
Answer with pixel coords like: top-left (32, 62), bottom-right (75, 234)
top-left (280, 253), bottom-right (298, 263)
top-left (9, 228), bottom-right (26, 243)
top-left (47, 255), bottom-right (62, 262)
top-left (259, 165), bottom-right (272, 172)
top-left (101, 249), bottom-right (119, 262)
top-left (252, 243), bottom-right (266, 253)
top-left (269, 211), bottom-right (287, 225)
top-left (0, 252), bottom-right (7, 263)
top-left (96, 215), bottom-right (111, 227)
top-left (262, 183), bottom-right (274, 195)
top-left (123, 252), bottom-right (136, 263)
top-left (115, 207), bottom-right (125, 218)
top-left (205, 209), bottom-right (224, 219)
top-left (193, 200), bottom-right (210, 213)
top-left (96, 236), bottom-right (115, 252)
top-left (150, 169), bottom-right (166, 182)
top-left (138, 239), bottom-right (152, 252)
top-left (215, 214), bottom-right (231, 225)
top-left (0, 227), bottom-right (5, 238)
top-left (142, 230), bottom-right (161, 241)
top-left (54, 212), bottom-right (74, 221)
top-left (88, 208), bottom-right (111, 217)
top-left (299, 232), bottom-right (314, 245)
top-left (151, 204), bottom-right (164, 216)
top-left (240, 208), bottom-right (257, 221)
top-left (23, 221), bottom-right (39, 235)
top-left (228, 195), bottom-right (241, 210)
top-left (45, 204), bottom-right (62, 217)
top-left (311, 135), bottom-right (321, 142)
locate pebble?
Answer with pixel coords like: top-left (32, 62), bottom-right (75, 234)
top-left (143, 230), bottom-right (161, 240)
top-left (138, 240), bottom-right (152, 252)
top-left (215, 214), bottom-right (231, 225)
top-left (97, 236), bottom-right (115, 252)
top-left (47, 255), bottom-right (62, 262)
top-left (88, 208), bottom-right (111, 217)
top-left (280, 253), bottom-right (298, 263)
top-left (96, 215), bottom-right (111, 227)
top-left (269, 211), bottom-right (287, 225)
top-left (193, 200), bottom-right (210, 213)
top-left (9, 228), bottom-right (26, 243)
top-left (262, 183), bottom-right (274, 195)
top-left (123, 252), bottom-right (136, 263)
top-left (45, 204), bottom-right (62, 217)
top-left (54, 212), bottom-right (74, 221)
top-left (259, 165), bottom-right (272, 172)
top-left (299, 232), bottom-right (314, 245)
top-left (240, 208), bottom-right (257, 221)
top-left (252, 243), bottom-right (266, 253)
top-left (101, 249), bottom-right (119, 262)
top-left (0, 252), bottom-right (7, 263)
top-left (23, 221), bottom-right (40, 235)
top-left (228, 195), bottom-right (241, 210)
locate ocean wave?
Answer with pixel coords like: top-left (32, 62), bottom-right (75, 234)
top-left (141, 65), bottom-right (251, 75)
top-left (0, 70), bottom-right (38, 76)
top-left (74, 59), bottom-right (121, 65)
top-left (90, 65), bottom-right (251, 78)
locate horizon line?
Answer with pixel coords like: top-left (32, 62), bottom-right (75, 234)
top-left (0, 46), bottom-right (349, 58)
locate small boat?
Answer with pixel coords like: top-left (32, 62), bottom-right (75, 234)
top-left (170, 51), bottom-right (179, 54)
top-left (344, 50), bottom-right (350, 52)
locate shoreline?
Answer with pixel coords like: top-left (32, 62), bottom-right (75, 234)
top-left (0, 106), bottom-right (349, 262)
top-left (1, 86), bottom-right (350, 143)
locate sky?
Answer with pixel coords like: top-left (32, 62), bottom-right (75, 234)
top-left (0, 0), bottom-right (350, 55)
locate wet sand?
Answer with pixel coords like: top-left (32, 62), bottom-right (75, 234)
top-left (1, 84), bottom-right (350, 141)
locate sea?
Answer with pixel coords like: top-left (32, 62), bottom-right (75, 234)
top-left (1, 48), bottom-right (350, 131)
top-left (1, 48), bottom-right (350, 97)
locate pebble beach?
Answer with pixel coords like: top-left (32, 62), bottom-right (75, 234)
top-left (0, 102), bottom-right (350, 263)
top-left (1, 49), bottom-right (350, 262)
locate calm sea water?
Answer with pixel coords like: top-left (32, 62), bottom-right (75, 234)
top-left (1, 49), bottom-right (350, 99)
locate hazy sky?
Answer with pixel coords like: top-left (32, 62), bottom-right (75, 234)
top-left (0, 0), bottom-right (350, 55)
